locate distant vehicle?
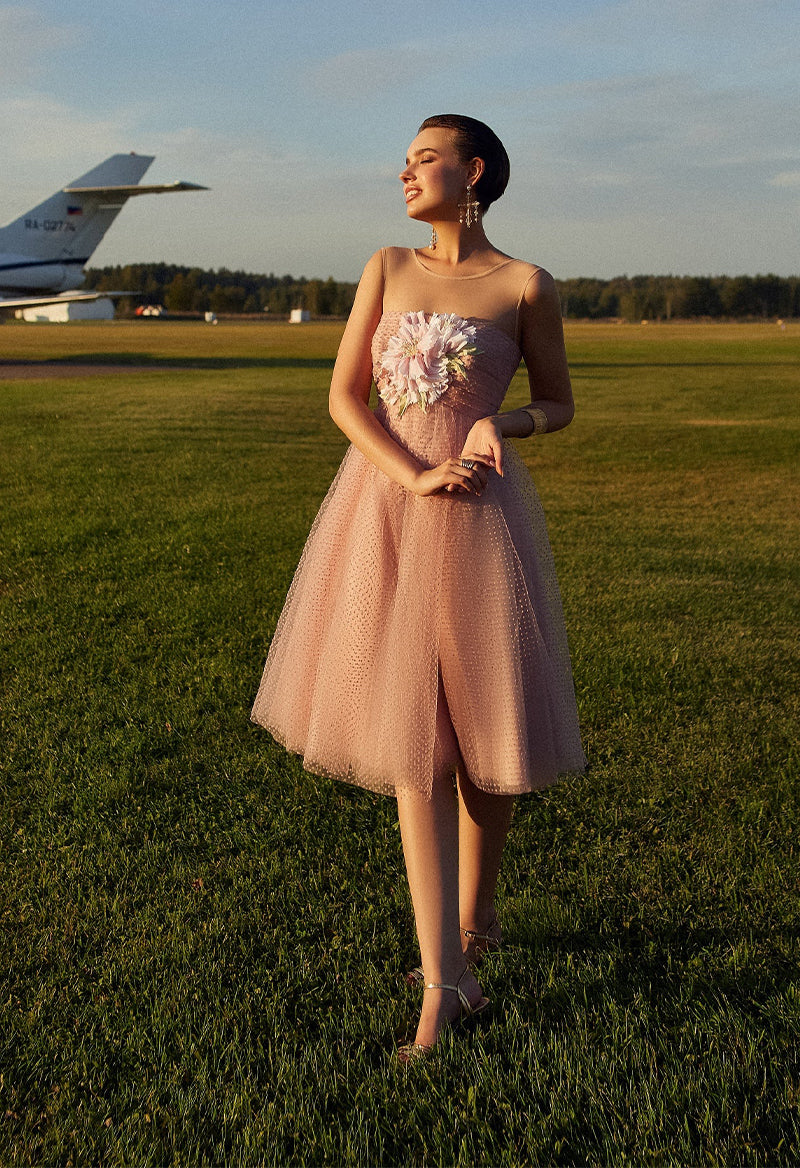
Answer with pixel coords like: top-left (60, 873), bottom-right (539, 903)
top-left (136, 304), bottom-right (168, 317)
top-left (0, 154), bottom-right (207, 314)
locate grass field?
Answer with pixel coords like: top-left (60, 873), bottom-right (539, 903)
top-left (1, 319), bottom-right (798, 1166)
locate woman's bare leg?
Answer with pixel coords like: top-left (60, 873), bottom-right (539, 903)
top-left (396, 775), bottom-right (485, 1049)
top-left (457, 769), bottom-right (515, 951)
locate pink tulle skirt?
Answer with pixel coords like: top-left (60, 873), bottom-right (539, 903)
top-left (251, 430), bottom-right (585, 798)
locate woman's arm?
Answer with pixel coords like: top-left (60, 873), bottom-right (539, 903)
top-left (460, 267), bottom-right (575, 476)
top-left (329, 251), bottom-right (491, 497)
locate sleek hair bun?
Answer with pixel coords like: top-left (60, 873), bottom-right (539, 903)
top-left (418, 114), bottom-right (510, 212)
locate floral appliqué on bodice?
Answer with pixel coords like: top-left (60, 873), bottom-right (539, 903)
top-left (375, 310), bottom-right (481, 416)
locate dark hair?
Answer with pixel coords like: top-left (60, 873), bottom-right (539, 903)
top-left (418, 114), bottom-right (510, 212)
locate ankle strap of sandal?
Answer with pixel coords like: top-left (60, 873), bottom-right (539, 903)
top-left (461, 914), bottom-right (499, 944)
top-left (424, 969), bottom-right (472, 1013)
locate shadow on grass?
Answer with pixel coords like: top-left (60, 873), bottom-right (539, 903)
top-left (2, 356), bottom-right (788, 377)
top-left (569, 360), bottom-right (793, 370)
top-left (2, 354), bottom-right (337, 371)
top-left (514, 914), bottom-right (800, 1015)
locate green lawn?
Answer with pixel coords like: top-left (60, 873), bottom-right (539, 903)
top-left (1, 320), bottom-right (798, 1166)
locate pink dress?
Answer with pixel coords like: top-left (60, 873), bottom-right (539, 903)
top-left (251, 248), bottom-right (585, 797)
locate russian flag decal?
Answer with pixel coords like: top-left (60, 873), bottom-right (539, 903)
top-left (67, 205), bottom-right (83, 216)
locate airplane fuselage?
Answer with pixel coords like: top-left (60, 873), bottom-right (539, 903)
top-left (0, 254), bottom-right (87, 295)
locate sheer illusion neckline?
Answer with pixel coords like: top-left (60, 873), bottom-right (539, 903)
top-left (412, 248), bottom-right (515, 281)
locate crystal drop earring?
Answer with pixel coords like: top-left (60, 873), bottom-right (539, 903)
top-left (459, 183), bottom-right (481, 228)
top-left (429, 226), bottom-right (438, 250)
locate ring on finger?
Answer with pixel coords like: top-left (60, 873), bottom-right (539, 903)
top-left (460, 458), bottom-right (476, 470)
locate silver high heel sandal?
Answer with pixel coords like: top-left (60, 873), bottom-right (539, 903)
top-left (406, 915), bottom-right (502, 986)
top-left (397, 967), bottom-right (490, 1064)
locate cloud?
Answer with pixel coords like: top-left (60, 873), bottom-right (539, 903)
top-left (306, 43), bottom-right (446, 102)
top-left (560, 0), bottom-right (794, 47)
top-left (0, 5), bottom-right (78, 87)
top-left (0, 94), bottom-right (144, 225)
top-left (577, 171), bottom-right (632, 188)
top-left (303, 24), bottom-right (514, 104)
top-left (769, 170), bottom-right (800, 187)
top-left (0, 95), bottom-right (136, 162)
top-left (502, 70), bottom-right (800, 186)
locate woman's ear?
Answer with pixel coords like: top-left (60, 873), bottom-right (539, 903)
top-left (468, 157), bottom-right (485, 185)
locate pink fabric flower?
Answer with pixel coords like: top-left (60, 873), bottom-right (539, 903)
top-left (378, 311), bottom-right (480, 415)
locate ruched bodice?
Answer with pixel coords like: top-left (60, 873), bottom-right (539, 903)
top-left (251, 249), bottom-right (585, 797)
top-left (371, 311), bottom-right (522, 467)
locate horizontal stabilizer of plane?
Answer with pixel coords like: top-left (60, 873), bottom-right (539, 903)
top-left (63, 181), bottom-right (208, 197)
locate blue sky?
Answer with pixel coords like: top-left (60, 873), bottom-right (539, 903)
top-left (1, 0), bottom-right (797, 281)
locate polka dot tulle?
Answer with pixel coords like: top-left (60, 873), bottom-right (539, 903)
top-left (251, 256), bottom-right (585, 797)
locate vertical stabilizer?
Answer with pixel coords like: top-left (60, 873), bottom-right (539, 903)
top-left (0, 154), bottom-right (155, 262)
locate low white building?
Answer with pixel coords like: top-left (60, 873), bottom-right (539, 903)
top-left (289, 308), bottom-right (310, 323)
top-left (16, 297), bottom-right (115, 323)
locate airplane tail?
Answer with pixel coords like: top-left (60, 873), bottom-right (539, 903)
top-left (0, 154), bottom-right (156, 264)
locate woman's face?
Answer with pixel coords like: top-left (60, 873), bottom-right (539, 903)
top-left (399, 128), bottom-right (472, 223)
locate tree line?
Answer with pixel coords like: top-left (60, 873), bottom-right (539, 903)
top-left (84, 264), bottom-right (358, 317)
top-left (85, 264), bottom-right (799, 320)
top-left (556, 273), bottom-right (800, 320)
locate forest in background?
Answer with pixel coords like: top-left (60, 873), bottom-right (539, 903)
top-left (85, 264), bottom-right (356, 318)
top-left (85, 264), bottom-right (800, 320)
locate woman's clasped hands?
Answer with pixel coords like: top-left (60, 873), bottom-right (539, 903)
top-left (413, 453), bottom-right (493, 497)
top-left (412, 415), bottom-right (505, 497)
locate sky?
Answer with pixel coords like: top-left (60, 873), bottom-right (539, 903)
top-left (0, 0), bottom-right (797, 282)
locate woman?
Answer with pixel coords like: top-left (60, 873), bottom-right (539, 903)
top-left (252, 114), bottom-right (585, 1060)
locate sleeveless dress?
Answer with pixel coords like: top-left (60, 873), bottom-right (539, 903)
top-left (251, 247), bottom-right (585, 798)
